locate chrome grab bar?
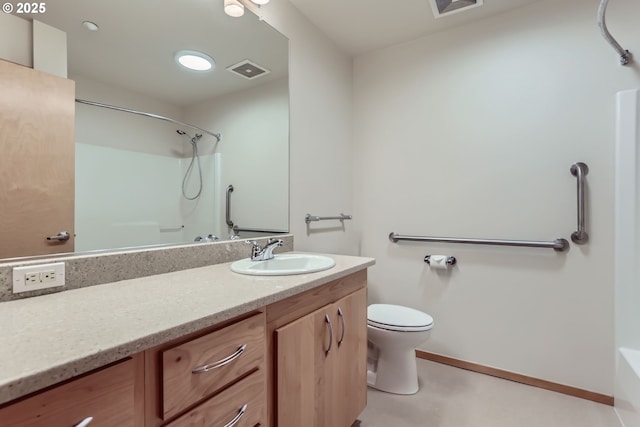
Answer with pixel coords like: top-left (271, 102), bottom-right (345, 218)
top-left (305, 213), bottom-right (352, 224)
top-left (223, 404), bottom-right (248, 427)
top-left (570, 162), bottom-right (589, 244)
top-left (232, 225), bottom-right (288, 234)
top-left (424, 255), bottom-right (457, 265)
top-left (389, 233), bottom-right (570, 252)
top-left (191, 344), bottom-right (247, 374)
top-left (226, 185), bottom-right (234, 227)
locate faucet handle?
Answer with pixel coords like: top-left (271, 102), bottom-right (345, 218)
top-left (245, 240), bottom-right (261, 249)
top-left (267, 238), bottom-right (284, 246)
top-left (245, 240), bottom-right (263, 260)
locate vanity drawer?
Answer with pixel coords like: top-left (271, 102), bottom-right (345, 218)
top-left (162, 312), bottom-right (266, 419)
top-left (165, 369), bottom-right (265, 427)
top-left (0, 358), bottom-right (135, 427)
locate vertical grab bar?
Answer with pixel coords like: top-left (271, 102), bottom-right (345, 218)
top-left (570, 162), bottom-right (589, 244)
top-left (226, 185), bottom-right (234, 227)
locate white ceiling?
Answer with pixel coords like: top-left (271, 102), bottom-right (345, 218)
top-left (26, 0), bottom-right (546, 106)
top-left (288, 0), bottom-right (544, 55)
top-left (34, 0), bottom-right (288, 107)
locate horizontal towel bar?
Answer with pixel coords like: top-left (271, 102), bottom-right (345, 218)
top-left (305, 213), bottom-right (352, 224)
top-left (389, 233), bottom-right (569, 252)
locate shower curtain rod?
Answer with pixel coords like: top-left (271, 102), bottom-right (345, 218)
top-left (75, 98), bottom-right (221, 142)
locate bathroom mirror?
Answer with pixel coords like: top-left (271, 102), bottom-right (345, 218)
top-left (2, 0), bottom-right (289, 260)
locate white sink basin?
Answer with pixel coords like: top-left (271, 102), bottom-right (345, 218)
top-left (230, 253), bottom-right (336, 276)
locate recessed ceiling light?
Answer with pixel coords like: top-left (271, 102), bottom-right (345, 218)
top-left (251, 0), bottom-right (270, 5)
top-left (175, 50), bottom-right (215, 72)
top-left (82, 21), bottom-right (99, 31)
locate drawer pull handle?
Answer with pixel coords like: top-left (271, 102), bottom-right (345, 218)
top-left (337, 307), bottom-right (345, 346)
top-left (325, 314), bottom-right (333, 356)
top-left (192, 344), bottom-right (247, 374)
top-left (74, 417), bottom-right (93, 427)
top-left (224, 404), bottom-right (248, 427)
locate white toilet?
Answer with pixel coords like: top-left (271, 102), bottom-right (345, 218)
top-left (367, 304), bottom-right (434, 395)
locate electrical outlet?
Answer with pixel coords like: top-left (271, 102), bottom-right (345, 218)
top-left (25, 273), bottom-right (39, 284)
top-left (40, 270), bottom-right (57, 283)
top-left (13, 262), bottom-right (65, 294)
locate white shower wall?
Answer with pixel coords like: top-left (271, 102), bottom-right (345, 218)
top-left (353, 0), bottom-right (640, 395)
top-left (614, 89), bottom-right (640, 426)
top-left (75, 143), bottom-right (185, 251)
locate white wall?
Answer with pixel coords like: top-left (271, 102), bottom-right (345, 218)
top-left (184, 78), bottom-right (289, 238)
top-left (354, 0), bottom-right (640, 395)
top-left (0, 13), bottom-right (31, 67)
top-left (260, 2), bottom-right (357, 255)
top-left (74, 74), bottom-right (185, 157)
top-left (0, 15), bottom-right (65, 77)
top-left (32, 20), bottom-right (67, 78)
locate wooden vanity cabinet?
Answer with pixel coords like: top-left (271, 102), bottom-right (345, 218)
top-left (267, 270), bottom-right (368, 427)
top-left (0, 358), bottom-right (138, 427)
top-left (144, 311), bottom-right (267, 427)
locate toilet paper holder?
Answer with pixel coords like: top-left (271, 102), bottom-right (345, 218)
top-left (424, 255), bottom-right (457, 266)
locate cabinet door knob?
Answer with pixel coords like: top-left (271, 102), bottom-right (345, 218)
top-left (74, 417), bottom-right (93, 427)
top-left (224, 404), bottom-right (248, 427)
top-left (337, 307), bottom-right (346, 346)
top-left (324, 314), bottom-right (333, 356)
top-left (192, 344), bottom-right (247, 374)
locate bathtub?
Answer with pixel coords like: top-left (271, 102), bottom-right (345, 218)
top-left (616, 348), bottom-right (640, 426)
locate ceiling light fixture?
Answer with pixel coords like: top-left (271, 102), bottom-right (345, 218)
top-left (224, 0), bottom-right (270, 17)
top-left (82, 21), bottom-right (99, 31)
top-left (224, 0), bottom-right (244, 17)
top-left (175, 50), bottom-right (215, 72)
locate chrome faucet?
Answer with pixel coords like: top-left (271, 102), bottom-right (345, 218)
top-left (246, 238), bottom-right (284, 261)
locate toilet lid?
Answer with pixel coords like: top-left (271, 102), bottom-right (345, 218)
top-left (367, 304), bottom-right (433, 332)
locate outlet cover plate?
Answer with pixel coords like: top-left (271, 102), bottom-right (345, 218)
top-left (13, 262), bottom-right (65, 294)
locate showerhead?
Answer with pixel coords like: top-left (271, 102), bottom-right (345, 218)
top-left (177, 129), bottom-right (203, 145)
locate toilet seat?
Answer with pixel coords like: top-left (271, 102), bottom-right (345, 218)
top-left (367, 304), bottom-right (433, 332)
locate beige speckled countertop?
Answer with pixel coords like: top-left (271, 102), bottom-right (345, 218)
top-left (0, 252), bottom-right (374, 405)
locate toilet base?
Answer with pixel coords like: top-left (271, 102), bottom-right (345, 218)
top-left (367, 348), bottom-right (419, 395)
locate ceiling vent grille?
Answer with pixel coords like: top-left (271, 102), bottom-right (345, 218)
top-left (226, 60), bottom-right (270, 80)
top-left (429, 0), bottom-right (483, 18)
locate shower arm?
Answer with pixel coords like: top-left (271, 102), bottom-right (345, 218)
top-left (597, 0), bottom-right (631, 66)
top-left (75, 98), bottom-right (221, 142)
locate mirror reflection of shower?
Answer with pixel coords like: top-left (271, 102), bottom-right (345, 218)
top-left (177, 129), bottom-right (204, 200)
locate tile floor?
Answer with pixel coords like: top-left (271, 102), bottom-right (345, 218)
top-left (355, 359), bottom-right (622, 427)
